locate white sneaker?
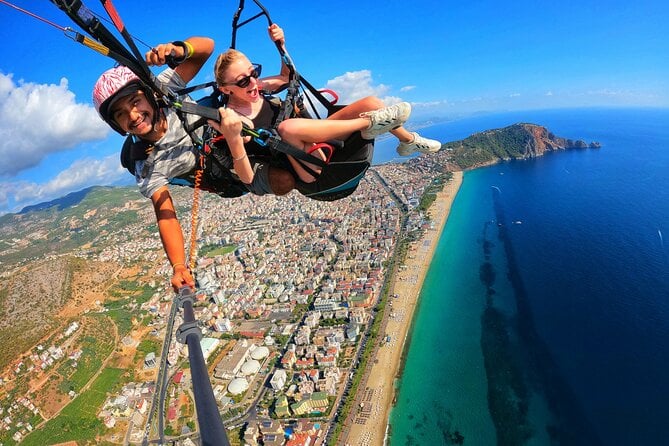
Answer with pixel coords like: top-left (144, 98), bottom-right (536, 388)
top-left (360, 102), bottom-right (411, 139)
top-left (396, 132), bottom-right (441, 156)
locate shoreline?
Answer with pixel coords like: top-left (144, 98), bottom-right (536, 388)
top-left (341, 170), bottom-right (463, 446)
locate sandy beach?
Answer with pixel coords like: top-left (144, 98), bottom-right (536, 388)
top-left (341, 170), bottom-right (463, 446)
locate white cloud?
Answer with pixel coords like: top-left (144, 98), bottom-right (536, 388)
top-left (307, 70), bottom-right (456, 119)
top-left (0, 72), bottom-right (110, 178)
top-left (545, 91), bottom-right (554, 96)
top-left (2, 155), bottom-right (127, 214)
top-left (324, 70), bottom-right (392, 105)
top-left (300, 70), bottom-right (407, 117)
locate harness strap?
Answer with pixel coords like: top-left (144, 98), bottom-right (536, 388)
top-left (174, 101), bottom-right (220, 121)
top-left (308, 142), bottom-right (335, 164)
top-left (298, 74), bottom-right (340, 117)
top-left (51, 0), bottom-right (173, 107)
top-left (176, 81), bottom-right (218, 96)
top-left (257, 130), bottom-right (327, 168)
top-left (174, 101), bottom-right (328, 168)
top-left (274, 80), bottom-right (300, 125)
top-left (100, 0), bottom-right (144, 62)
top-left (51, 2), bottom-right (135, 70)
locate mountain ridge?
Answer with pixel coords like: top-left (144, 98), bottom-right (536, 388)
top-left (18, 185), bottom-right (100, 214)
top-left (445, 122), bottom-right (600, 169)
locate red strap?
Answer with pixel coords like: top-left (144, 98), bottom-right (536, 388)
top-left (100, 0), bottom-right (125, 33)
top-left (318, 89), bottom-right (339, 105)
top-left (308, 143), bottom-right (334, 164)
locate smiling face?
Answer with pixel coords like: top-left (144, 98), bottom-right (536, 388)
top-left (110, 90), bottom-right (157, 137)
top-left (215, 50), bottom-right (261, 104)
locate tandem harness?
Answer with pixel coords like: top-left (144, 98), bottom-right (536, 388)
top-left (120, 133), bottom-right (249, 199)
top-left (119, 86), bottom-right (249, 199)
top-left (217, 0), bottom-right (377, 201)
top-left (43, 0), bottom-right (375, 202)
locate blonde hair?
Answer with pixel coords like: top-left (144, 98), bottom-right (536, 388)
top-left (214, 49), bottom-right (246, 86)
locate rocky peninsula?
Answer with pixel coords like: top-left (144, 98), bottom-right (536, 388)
top-left (445, 123), bottom-right (601, 170)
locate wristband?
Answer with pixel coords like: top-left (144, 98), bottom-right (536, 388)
top-left (184, 41), bottom-right (194, 58)
top-left (168, 41), bottom-right (190, 67)
top-left (172, 262), bottom-right (187, 271)
top-left (232, 153), bottom-right (248, 161)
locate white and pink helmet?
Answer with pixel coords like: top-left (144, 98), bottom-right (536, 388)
top-left (93, 66), bottom-right (152, 134)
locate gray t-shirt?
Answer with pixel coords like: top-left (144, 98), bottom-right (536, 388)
top-left (134, 69), bottom-right (202, 199)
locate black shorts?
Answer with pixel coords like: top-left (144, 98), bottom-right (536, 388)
top-left (244, 161), bottom-right (273, 195)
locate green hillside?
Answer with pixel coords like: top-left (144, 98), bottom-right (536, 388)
top-left (0, 186), bottom-right (152, 265)
top-left (444, 123), bottom-right (596, 169)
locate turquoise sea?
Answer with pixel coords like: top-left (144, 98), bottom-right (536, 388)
top-left (383, 108), bottom-right (669, 445)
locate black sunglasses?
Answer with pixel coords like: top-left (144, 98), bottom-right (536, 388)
top-left (222, 64), bottom-right (262, 88)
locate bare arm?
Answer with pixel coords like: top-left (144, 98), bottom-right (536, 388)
top-left (208, 108), bottom-right (255, 184)
top-left (145, 36), bottom-right (215, 84)
top-left (258, 24), bottom-right (290, 92)
top-left (151, 186), bottom-right (195, 291)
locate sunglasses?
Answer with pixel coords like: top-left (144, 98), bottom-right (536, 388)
top-left (222, 64), bottom-right (262, 88)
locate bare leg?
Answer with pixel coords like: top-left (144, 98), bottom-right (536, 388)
top-left (327, 96), bottom-right (413, 143)
top-left (278, 100), bottom-right (414, 181)
top-left (390, 126), bottom-right (414, 143)
top-left (287, 156), bottom-right (323, 183)
top-left (278, 117), bottom-right (370, 148)
top-left (327, 96), bottom-right (384, 120)
top-left (278, 115), bottom-right (371, 183)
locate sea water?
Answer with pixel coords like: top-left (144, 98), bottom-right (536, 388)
top-left (387, 108), bottom-right (669, 446)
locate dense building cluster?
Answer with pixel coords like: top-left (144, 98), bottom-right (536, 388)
top-left (1, 152), bottom-right (450, 445)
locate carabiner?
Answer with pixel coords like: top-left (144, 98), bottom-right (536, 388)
top-left (254, 128), bottom-right (273, 147)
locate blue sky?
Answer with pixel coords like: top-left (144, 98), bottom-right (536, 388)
top-left (0, 0), bottom-right (667, 214)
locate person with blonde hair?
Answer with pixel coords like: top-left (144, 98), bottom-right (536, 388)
top-left (209, 24), bottom-right (440, 189)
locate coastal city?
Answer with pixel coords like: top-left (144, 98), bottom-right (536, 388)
top-left (0, 148), bottom-right (457, 445)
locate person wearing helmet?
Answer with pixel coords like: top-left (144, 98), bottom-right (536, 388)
top-left (94, 36), bottom-right (296, 292)
top-left (93, 37), bottom-right (216, 292)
